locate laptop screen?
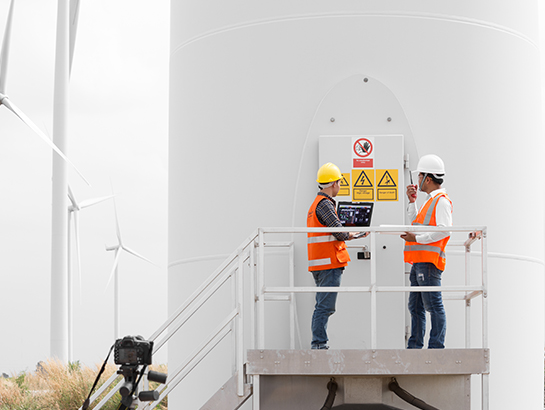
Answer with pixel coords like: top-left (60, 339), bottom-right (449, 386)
top-left (337, 202), bottom-right (374, 227)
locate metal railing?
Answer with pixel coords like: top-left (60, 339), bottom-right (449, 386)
top-left (82, 224), bottom-right (488, 409)
top-left (257, 225), bottom-right (488, 351)
top-left (254, 225), bottom-right (488, 410)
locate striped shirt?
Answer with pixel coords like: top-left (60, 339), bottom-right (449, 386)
top-left (315, 192), bottom-right (350, 241)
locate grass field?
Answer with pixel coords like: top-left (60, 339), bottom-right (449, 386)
top-left (0, 360), bottom-right (167, 410)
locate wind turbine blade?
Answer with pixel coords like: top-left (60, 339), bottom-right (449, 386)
top-left (1, 97), bottom-right (90, 185)
top-left (123, 246), bottom-right (158, 268)
top-left (73, 210), bottom-right (83, 300)
top-left (67, 185), bottom-right (78, 209)
top-left (105, 248), bottom-right (121, 292)
top-left (80, 194), bottom-right (114, 209)
top-left (110, 182), bottom-right (122, 243)
top-left (0, 0), bottom-right (14, 94)
top-left (69, 0), bottom-right (80, 76)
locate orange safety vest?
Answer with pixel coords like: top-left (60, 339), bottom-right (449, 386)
top-left (404, 193), bottom-right (452, 271)
top-left (307, 195), bottom-right (350, 271)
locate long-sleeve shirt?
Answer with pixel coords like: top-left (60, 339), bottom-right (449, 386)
top-left (407, 188), bottom-right (452, 244)
top-left (315, 192), bottom-right (350, 241)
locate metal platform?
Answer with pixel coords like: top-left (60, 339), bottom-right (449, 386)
top-left (247, 348), bottom-right (490, 376)
top-left (246, 349), bottom-right (489, 410)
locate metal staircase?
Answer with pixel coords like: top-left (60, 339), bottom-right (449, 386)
top-left (81, 225), bottom-right (490, 410)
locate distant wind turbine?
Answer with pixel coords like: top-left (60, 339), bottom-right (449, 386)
top-left (0, 0), bottom-right (88, 184)
top-left (105, 195), bottom-right (157, 339)
top-left (67, 186), bottom-right (114, 361)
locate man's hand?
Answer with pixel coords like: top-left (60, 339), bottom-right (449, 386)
top-left (406, 184), bottom-right (417, 203)
top-left (348, 232), bottom-right (369, 240)
top-left (400, 232), bottom-right (417, 242)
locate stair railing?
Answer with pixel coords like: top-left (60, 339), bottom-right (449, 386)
top-left (82, 230), bottom-right (260, 409)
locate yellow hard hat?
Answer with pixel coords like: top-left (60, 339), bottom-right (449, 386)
top-left (316, 162), bottom-right (342, 184)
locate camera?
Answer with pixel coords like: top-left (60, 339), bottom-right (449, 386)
top-left (83, 335), bottom-right (166, 410)
top-left (114, 335), bottom-right (153, 366)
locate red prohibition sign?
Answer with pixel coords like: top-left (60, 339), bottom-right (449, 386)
top-left (353, 138), bottom-right (373, 158)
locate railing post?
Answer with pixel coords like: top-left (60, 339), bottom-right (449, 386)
top-left (482, 229), bottom-right (489, 410)
top-left (289, 241), bottom-right (295, 349)
top-left (370, 230), bottom-right (377, 349)
top-left (257, 228), bottom-right (265, 349)
top-left (465, 242), bottom-right (471, 348)
top-left (250, 242), bottom-right (256, 349)
top-left (482, 229), bottom-right (488, 349)
top-left (236, 247), bottom-right (245, 396)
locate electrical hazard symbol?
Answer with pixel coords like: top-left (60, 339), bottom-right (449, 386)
top-left (339, 173), bottom-right (350, 197)
top-left (376, 169), bottom-right (398, 201)
top-left (352, 169), bottom-right (374, 201)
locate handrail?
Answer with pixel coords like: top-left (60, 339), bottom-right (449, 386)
top-left (85, 230), bottom-right (259, 409)
top-left (149, 230), bottom-right (259, 344)
top-left (141, 309), bottom-right (238, 410)
top-left (254, 225), bottom-right (489, 410)
top-left (255, 225), bottom-right (487, 351)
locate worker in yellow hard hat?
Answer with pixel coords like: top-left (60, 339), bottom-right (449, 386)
top-left (401, 154), bottom-right (452, 349)
top-left (307, 162), bottom-right (368, 349)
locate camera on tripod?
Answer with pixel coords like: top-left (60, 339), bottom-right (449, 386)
top-left (114, 335), bottom-right (167, 408)
top-left (114, 335), bottom-right (153, 366)
top-left (83, 335), bottom-right (168, 410)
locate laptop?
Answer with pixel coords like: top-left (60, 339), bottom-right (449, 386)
top-left (336, 201), bottom-right (374, 227)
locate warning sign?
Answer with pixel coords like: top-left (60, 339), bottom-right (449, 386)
top-left (339, 173), bottom-right (350, 196)
top-left (352, 169), bottom-right (374, 201)
top-left (376, 169), bottom-right (398, 201)
top-left (352, 137), bottom-right (374, 168)
top-left (353, 138), bottom-right (373, 157)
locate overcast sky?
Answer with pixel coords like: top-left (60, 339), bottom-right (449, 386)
top-left (0, 0), bottom-right (169, 371)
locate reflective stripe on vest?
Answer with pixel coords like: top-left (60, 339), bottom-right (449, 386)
top-left (404, 243), bottom-right (446, 259)
top-left (308, 235), bottom-right (337, 244)
top-left (309, 257), bottom-right (332, 267)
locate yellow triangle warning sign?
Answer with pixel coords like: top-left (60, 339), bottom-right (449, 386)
top-left (377, 170), bottom-right (397, 187)
top-left (338, 173), bottom-right (350, 196)
top-left (354, 170), bottom-right (373, 187)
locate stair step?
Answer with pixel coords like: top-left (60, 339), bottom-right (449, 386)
top-left (200, 371), bottom-right (252, 410)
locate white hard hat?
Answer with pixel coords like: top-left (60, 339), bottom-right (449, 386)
top-left (416, 154), bottom-right (445, 176)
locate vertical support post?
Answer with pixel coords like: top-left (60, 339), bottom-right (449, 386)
top-left (289, 241), bottom-right (295, 349)
top-left (465, 243), bottom-right (471, 348)
top-left (482, 230), bottom-right (488, 349)
top-left (370, 231), bottom-right (377, 349)
top-left (482, 229), bottom-right (489, 410)
top-left (482, 373), bottom-right (489, 410)
top-left (236, 248), bottom-right (245, 396)
top-left (253, 375), bottom-right (260, 410)
top-left (249, 242), bottom-right (256, 349)
top-left (257, 229), bottom-right (265, 349)
top-left (230, 256), bottom-right (237, 374)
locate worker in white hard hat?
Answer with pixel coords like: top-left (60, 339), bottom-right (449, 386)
top-left (400, 154), bottom-right (453, 349)
top-left (307, 162), bottom-right (368, 349)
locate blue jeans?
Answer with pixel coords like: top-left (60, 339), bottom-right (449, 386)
top-left (311, 268), bottom-right (343, 349)
top-left (407, 262), bottom-right (446, 349)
